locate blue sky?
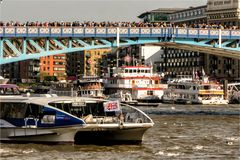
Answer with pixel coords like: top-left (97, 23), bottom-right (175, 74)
top-left (0, 0), bottom-right (207, 22)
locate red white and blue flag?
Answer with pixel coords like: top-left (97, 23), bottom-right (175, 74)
top-left (104, 100), bottom-right (120, 112)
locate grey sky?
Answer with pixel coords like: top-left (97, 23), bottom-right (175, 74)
top-left (0, 0), bottom-right (207, 22)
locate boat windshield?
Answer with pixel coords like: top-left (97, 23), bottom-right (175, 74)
top-left (48, 99), bottom-right (153, 124)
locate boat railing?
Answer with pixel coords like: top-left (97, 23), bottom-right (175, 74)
top-left (120, 104), bottom-right (153, 124)
top-left (49, 88), bottom-right (78, 97)
top-left (23, 117), bottom-right (39, 128)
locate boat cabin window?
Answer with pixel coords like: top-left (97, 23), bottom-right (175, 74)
top-left (0, 102), bottom-right (43, 119)
top-left (129, 69), bottom-right (132, 73)
top-left (49, 101), bottom-right (106, 117)
top-left (0, 102), bottom-right (26, 118)
top-left (0, 87), bottom-right (21, 95)
top-left (125, 69), bottom-right (129, 73)
top-left (147, 91), bottom-right (154, 95)
top-left (25, 103), bottom-right (44, 118)
top-left (201, 85), bottom-right (211, 90)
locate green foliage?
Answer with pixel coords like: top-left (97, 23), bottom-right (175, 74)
top-left (44, 76), bottom-right (58, 82)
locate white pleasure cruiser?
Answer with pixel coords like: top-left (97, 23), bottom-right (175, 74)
top-left (104, 65), bottom-right (167, 104)
top-left (162, 75), bottom-right (229, 105)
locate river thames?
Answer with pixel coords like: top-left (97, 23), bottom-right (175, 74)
top-left (1, 104), bottom-right (239, 160)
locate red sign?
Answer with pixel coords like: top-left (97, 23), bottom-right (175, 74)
top-left (104, 101), bottom-right (120, 112)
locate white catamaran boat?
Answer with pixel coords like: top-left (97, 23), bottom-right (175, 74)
top-left (162, 75), bottom-right (229, 105)
top-left (0, 84), bottom-right (154, 144)
top-left (104, 65), bottom-right (168, 104)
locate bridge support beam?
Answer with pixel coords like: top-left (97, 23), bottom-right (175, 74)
top-left (5, 39), bottom-right (21, 56)
top-left (0, 36), bottom-right (239, 65)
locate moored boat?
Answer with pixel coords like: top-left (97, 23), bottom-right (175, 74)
top-left (162, 75), bottom-right (229, 105)
top-left (104, 65), bottom-right (167, 105)
top-left (77, 76), bottom-right (105, 99)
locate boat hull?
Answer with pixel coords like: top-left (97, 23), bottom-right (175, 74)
top-left (75, 126), bottom-right (150, 145)
top-left (1, 124), bottom-right (153, 144)
top-left (0, 126), bottom-right (79, 144)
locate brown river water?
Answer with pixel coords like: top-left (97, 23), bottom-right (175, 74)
top-left (1, 104), bottom-right (239, 160)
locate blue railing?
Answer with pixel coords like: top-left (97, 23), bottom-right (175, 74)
top-left (0, 27), bottom-right (239, 39)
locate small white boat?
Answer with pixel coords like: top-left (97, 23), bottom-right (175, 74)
top-left (0, 84), bottom-right (154, 144)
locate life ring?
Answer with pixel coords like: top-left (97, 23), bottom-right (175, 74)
top-left (135, 118), bottom-right (143, 123)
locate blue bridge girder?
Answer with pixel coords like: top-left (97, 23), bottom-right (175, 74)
top-left (0, 27), bottom-right (239, 65)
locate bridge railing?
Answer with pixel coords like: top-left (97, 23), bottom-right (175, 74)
top-left (0, 27), bottom-right (239, 39)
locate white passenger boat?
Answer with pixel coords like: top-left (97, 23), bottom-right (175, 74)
top-left (162, 75), bottom-right (229, 105)
top-left (78, 76), bottom-right (105, 99)
top-left (104, 65), bottom-right (167, 104)
top-left (0, 84), bottom-right (154, 144)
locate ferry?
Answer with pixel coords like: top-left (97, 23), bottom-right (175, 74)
top-left (162, 75), bottom-right (229, 105)
top-left (104, 65), bottom-right (167, 104)
top-left (78, 76), bottom-right (105, 99)
top-left (0, 84), bottom-right (154, 144)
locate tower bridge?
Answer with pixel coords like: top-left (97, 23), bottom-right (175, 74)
top-left (0, 26), bottom-right (239, 65)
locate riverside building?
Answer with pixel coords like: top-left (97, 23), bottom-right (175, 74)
top-left (40, 54), bottom-right (66, 81)
top-left (168, 5), bottom-right (207, 26)
top-left (138, 8), bottom-right (184, 23)
top-left (138, 3), bottom-right (240, 81)
top-left (0, 60), bottom-right (40, 83)
top-left (66, 49), bottom-right (111, 78)
top-left (206, 0), bottom-right (240, 27)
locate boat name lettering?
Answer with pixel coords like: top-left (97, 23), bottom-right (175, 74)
top-left (72, 101), bottom-right (86, 106)
top-left (56, 115), bottom-right (66, 119)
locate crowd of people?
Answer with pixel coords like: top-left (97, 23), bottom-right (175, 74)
top-left (0, 21), bottom-right (239, 30)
